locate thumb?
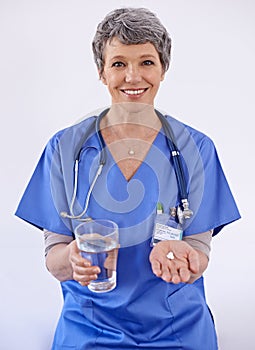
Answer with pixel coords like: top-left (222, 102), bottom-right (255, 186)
top-left (187, 248), bottom-right (200, 274)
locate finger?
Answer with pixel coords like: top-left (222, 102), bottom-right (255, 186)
top-left (69, 248), bottom-right (85, 266)
top-left (150, 259), bottom-right (163, 277)
top-left (78, 281), bottom-right (90, 287)
top-left (70, 255), bottom-right (91, 268)
top-left (162, 260), bottom-right (184, 284)
top-left (179, 267), bottom-right (191, 283)
top-left (171, 273), bottom-right (181, 284)
top-left (69, 241), bottom-right (92, 267)
top-left (69, 247), bottom-right (92, 267)
top-left (73, 266), bottom-right (100, 284)
top-left (187, 250), bottom-right (200, 274)
top-left (73, 272), bottom-right (98, 284)
top-left (69, 240), bottom-right (81, 255)
top-left (161, 261), bottom-right (173, 282)
top-left (74, 265), bottom-right (100, 276)
top-left (104, 249), bottom-right (118, 270)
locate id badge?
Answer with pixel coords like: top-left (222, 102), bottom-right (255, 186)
top-left (151, 205), bottom-right (183, 246)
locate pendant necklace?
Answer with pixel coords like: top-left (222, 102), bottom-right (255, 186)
top-left (128, 148), bottom-right (135, 156)
top-left (108, 125), bottom-right (159, 158)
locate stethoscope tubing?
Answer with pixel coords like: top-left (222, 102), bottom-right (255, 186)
top-left (155, 110), bottom-right (188, 202)
top-left (61, 108), bottom-right (191, 221)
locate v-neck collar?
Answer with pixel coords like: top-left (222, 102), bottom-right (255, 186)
top-left (105, 128), bottom-right (163, 182)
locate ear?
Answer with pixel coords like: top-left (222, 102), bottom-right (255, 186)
top-left (160, 70), bottom-right (165, 82)
top-left (99, 70), bottom-right (107, 85)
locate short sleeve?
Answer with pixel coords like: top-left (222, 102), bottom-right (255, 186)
top-left (183, 136), bottom-right (241, 236)
top-left (15, 136), bottom-right (74, 236)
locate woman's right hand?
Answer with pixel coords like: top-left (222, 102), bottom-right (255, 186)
top-left (68, 240), bottom-right (101, 286)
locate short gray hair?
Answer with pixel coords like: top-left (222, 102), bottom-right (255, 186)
top-left (92, 8), bottom-right (172, 75)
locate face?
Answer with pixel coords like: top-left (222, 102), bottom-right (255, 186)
top-left (100, 38), bottom-right (165, 105)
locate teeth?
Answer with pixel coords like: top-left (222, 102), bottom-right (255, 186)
top-left (124, 89), bottom-right (145, 95)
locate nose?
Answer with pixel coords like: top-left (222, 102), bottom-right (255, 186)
top-left (125, 64), bottom-right (142, 84)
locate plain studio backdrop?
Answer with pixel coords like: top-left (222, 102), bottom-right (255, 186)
top-left (0, 0), bottom-right (254, 349)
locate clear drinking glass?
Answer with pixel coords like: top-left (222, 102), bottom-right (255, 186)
top-left (75, 219), bottom-right (119, 293)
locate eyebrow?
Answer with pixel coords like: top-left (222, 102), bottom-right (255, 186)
top-left (140, 54), bottom-right (158, 59)
top-left (109, 54), bottom-right (158, 61)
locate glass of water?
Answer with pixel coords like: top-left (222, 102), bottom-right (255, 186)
top-left (74, 219), bottom-right (119, 293)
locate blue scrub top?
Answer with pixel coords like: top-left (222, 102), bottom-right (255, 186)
top-left (15, 114), bottom-right (240, 349)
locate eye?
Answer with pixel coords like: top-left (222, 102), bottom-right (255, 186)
top-left (143, 60), bottom-right (154, 66)
top-left (112, 61), bottom-right (125, 68)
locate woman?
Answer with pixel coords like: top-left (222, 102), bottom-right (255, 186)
top-left (16, 8), bottom-right (240, 349)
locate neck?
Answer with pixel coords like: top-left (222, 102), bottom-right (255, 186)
top-left (100, 103), bottom-right (161, 138)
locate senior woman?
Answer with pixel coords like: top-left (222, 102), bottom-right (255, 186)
top-left (16, 7), bottom-right (240, 350)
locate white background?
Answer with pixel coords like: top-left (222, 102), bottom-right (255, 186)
top-left (0, 0), bottom-right (254, 349)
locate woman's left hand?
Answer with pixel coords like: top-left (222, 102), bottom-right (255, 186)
top-left (149, 240), bottom-right (201, 284)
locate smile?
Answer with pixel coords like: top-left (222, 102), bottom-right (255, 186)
top-left (122, 88), bottom-right (147, 95)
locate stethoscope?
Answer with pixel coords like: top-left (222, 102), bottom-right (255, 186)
top-left (60, 108), bottom-right (193, 223)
